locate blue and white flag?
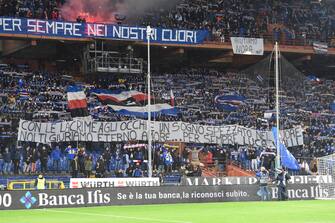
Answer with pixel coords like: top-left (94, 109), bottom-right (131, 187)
top-left (307, 75), bottom-right (320, 82)
top-left (313, 42), bottom-right (328, 54)
top-left (272, 127), bottom-right (300, 170)
top-left (108, 103), bottom-right (179, 119)
top-left (215, 94), bottom-right (246, 111)
top-left (91, 89), bottom-right (149, 105)
top-left (19, 91), bottom-right (30, 100)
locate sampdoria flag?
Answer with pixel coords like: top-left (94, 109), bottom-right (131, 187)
top-left (272, 127), bottom-right (300, 170)
top-left (313, 42), bottom-right (328, 54)
top-left (215, 94), bottom-right (246, 111)
top-left (108, 103), bottom-right (179, 119)
top-left (91, 89), bottom-right (150, 105)
top-left (67, 86), bottom-right (89, 117)
top-left (19, 91), bottom-right (30, 100)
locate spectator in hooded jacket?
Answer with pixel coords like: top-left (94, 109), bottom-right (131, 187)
top-left (51, 145), bottom-right (61, 173)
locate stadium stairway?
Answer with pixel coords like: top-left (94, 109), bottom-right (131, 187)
top-left (202, 168), bottom-right (222, 177)
top-left (226, 164), bottom-right (255, 177)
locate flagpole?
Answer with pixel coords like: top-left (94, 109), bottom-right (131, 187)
top-left (275, 42), bottom-right (281, 169)
top-left (146, 26), bottom-right (153, 178)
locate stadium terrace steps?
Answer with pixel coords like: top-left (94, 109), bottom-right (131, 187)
top-left (201, 168), bottom-right (222, 177)
top-left (226, 164), bottom-right (255, 177)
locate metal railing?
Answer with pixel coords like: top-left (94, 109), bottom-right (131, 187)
top-left (208, 33), bottom-right (334, 47)
top-left (88, 54), bottom-right (143, 74)
top-left (7, 180), bottom-right (65, 190)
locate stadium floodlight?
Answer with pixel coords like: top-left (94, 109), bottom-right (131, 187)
top-left (146, 25), bottom-right (153, 178)
top-left (317, 154), bottom-right (335, 199)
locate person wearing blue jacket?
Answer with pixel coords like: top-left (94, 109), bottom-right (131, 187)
top-left (163, 150), bottom-right (173, 174)
top-left (65, 145), bottom-right (78, 172)
top-left (133, 163), bottom-right (143, 177)
top-left (51, 146), bottom-right (61, 173)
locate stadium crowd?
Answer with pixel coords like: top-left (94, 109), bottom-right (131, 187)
top-left (0, 0), bottom-right (335, 45)
top-left (0, 63), bottom-right (334, 178)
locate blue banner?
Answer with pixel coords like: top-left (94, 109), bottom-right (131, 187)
top-left (0, 17), bottom-right (208, 44)
top-left (272, 127), bottom-right (300, 170)
top-left (331, 101), bottom-right (335, 112)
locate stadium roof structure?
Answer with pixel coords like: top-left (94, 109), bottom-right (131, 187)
top-left (0, 37), bottom-right (334, 80)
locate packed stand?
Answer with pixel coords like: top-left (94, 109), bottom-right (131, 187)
top-left (1, 0), bottom-right (335, 45)
top-left (0, 0), bottom-right (63, 20)
top-left (141, 0), bottom-right (335, 44)
top-left (0, 63), bottom-right (334, 178)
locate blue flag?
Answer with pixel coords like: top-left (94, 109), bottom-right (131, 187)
top-left (330, 101), bottom-right (335, 112)
top-left (272, 127), bottom-right (300, 170)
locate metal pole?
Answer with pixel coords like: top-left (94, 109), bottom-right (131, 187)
top-left (95, 40), bottom-right (97, 72)
top-left (102, 41), bottom-right (104, 69)
top-left (275, 42), bottom-right (281, 169)
top-left (147, 26), bottom-right (153, 178)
